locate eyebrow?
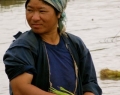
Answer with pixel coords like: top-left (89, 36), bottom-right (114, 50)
top-left (27, 6), bottom-right (33, 8)
top-left (27, 5), bottom-right (46, 9)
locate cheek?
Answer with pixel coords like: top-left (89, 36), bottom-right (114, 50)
top-left (26, 14), bottom-right (31, 23)
top-left (47, 14), bottom-right (58, 23)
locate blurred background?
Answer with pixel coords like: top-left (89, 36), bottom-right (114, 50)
top-left (0, 0), bottom-right (120, 95)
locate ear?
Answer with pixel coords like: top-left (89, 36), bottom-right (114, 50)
top-left (57, 13), bottom-right (61, 19)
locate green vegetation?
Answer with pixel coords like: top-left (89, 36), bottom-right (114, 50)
top-left (100, 68), bottom-right (120, 80)
top-left (49, 87), bottom-right (74, 95)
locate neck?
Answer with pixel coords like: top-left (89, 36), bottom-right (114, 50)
top-left (40, 30), bottom-right (60, 45)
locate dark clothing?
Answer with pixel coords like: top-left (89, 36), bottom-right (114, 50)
top-left (3, 30), bottom-right (102, 95)
top-left (45, 37), bottom-right (76, 93)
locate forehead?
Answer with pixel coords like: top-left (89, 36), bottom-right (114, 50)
top-left (27, 0), bottom-right (51, 8)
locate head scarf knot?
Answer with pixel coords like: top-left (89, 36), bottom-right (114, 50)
top-left (44, 0), bottom-right (68, 34)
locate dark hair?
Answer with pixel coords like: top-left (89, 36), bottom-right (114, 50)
top-left (25, 0), bottom-right (30, 9)
top-left (25, 0), bottom-right (60, 15)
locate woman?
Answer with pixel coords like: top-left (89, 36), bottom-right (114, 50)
top-left (3, 0), bottom-right (102, 95)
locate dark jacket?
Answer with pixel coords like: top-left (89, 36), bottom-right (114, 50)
top-left (3, 30), bottom-right (102, 95)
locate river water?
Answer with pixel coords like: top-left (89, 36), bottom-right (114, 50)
top-left (0, 0), bottom-right (120, 95)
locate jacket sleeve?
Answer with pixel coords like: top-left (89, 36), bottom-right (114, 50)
top-left (81, 50), bottom-right (102, 95)
top-left (3, 46), bottom-right (37, 81)
top-left (66, 33), bottom-right (102, 95)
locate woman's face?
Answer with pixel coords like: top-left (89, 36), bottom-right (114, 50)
top-left (26, 0), bottom-right (60, 34)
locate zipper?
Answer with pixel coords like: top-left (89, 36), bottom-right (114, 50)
top-left (66, 44), bottom-right (78, 95)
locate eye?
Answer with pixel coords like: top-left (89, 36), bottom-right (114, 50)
top-left (40, 11), bottom-right (45, 12)
top-left (39, 10), bottom-right (47, 13)
top-left (27, 9), bottom-right (33, 12)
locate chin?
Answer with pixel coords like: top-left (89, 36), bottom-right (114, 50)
top-left (32, 29), bottom-right (45, 34)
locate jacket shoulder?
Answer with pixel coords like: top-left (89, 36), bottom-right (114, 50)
top-left (9, 30), bottom-right (39, 53)
top-left (66, 32), bottom-right (88, 58)
top-left (66, 32), bottom-right (86, 47)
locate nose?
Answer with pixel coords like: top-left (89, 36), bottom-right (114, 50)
top-left (32, 12), bottom-right (40, 21)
